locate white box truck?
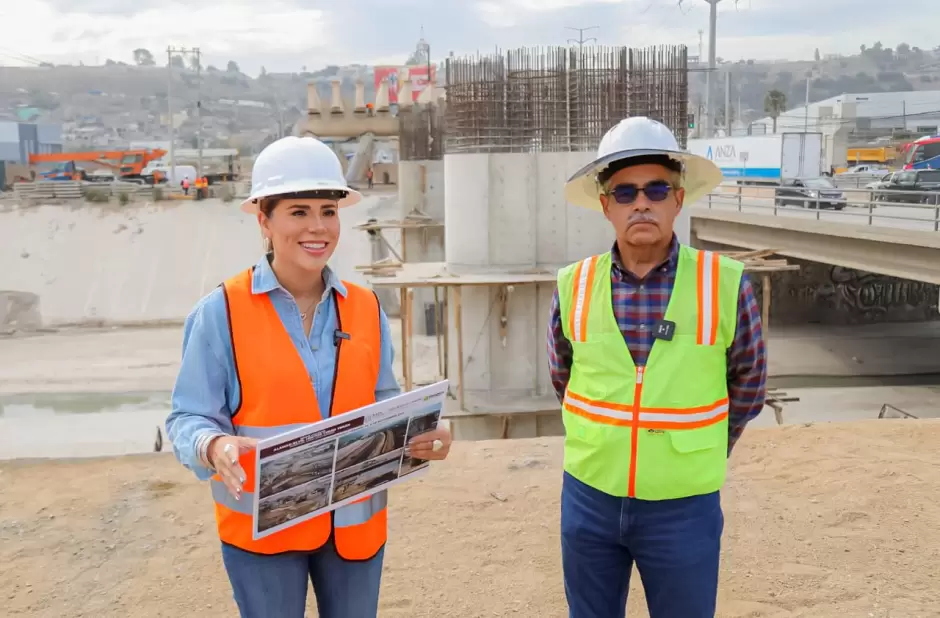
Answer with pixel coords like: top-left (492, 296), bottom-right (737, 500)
top-left (686, 133), bottom-right (824, 183)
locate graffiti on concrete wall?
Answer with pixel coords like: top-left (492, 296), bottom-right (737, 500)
top-left (826, 267), bottom-right (938, 319)
top-left (753, 259), bottom-right (940, 325)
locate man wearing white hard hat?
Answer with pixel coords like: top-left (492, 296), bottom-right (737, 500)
top-left (166, 136), bottom-right (452, 618)
top-left (547, 117), bottom-right (767, 617)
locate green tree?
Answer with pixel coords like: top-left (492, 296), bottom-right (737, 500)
top-left (133, 48), bottom-right (155, 66)
top-left (764, 89), bottom-right (787, 133)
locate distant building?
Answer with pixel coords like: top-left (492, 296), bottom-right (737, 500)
top-left (0, 121), bottom-right (63, 164)
top-left (750, 90), bottom-right (940, 139)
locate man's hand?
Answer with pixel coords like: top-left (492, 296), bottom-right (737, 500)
top-left (406, 424), bottom-right (452, 461)
top-left (208, 436), bottom-right (258, 500)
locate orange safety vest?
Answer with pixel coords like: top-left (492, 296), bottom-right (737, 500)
top-left (211, 267), bottom-right (388, 558)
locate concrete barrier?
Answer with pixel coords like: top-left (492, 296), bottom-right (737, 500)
top-left (0, 197), bottom-right (390, 327)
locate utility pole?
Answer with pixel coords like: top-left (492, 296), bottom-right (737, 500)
top-left (566, 26), bottom-right (599, 52)
top-left (166, 47), bottom-right (174, 172)
top-left (166, 46), bottom-right (202, 176)
top-left (804, 73), bottom-right (810, 132)
top-left (725, 71), bottom-right (732, 135)
top-left (703, 0), bottom-right (721, 139)
top-left (195, 47), bottom-right (202, 178)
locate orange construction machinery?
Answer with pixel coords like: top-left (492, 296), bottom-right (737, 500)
top-left (29, 148), bottom-right (167, 182)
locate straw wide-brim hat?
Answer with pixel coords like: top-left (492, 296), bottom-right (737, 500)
top-left (564, 147), bottom-right (723, 212)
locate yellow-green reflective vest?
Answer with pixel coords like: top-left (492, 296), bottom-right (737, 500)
top-left (557, 245), bottom-right (744, 501)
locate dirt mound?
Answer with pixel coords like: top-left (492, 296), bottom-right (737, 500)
top-left (2, 419), bottom-right (939, 617)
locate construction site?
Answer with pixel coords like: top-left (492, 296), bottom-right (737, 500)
top-left (1, 43), bottom-right (939, 618)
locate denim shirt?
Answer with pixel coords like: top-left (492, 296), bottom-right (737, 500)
top-left (165, 255), bottom-right (402, 481)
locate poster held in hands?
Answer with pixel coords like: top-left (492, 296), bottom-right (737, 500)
top-left (252, 380), bottom-right (448, 539)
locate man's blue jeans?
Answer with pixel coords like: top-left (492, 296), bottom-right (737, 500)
top-left (221, 537), bottom-right (385, 618)
top-left (561, 471), bottom-right (723, 618)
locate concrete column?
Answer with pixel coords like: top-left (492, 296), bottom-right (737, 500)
top-left (443, 151), bottom-right (613, 412)
top-left (416, 78), bottom-right (436, 105)
top-left (375, 79), bottom-right (391, 113)
top-left (398, 79), bottom-right (414, 108)
top-left (329, 80), bottom-right (344, 116)
top-left (306, 82), bottom-right (322, 116)
top-left (353, 80), bottom-right (367, 115)
top-left (400, 160), bottom-right (445, 336)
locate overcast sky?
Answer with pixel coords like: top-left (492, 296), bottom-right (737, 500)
top-left (1, 0), bottom-right (936, 75)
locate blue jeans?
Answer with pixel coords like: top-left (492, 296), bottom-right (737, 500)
top-left (560, 472), bottom-right (723, 618)
top-left (220, 538), bottom-right (385, 618)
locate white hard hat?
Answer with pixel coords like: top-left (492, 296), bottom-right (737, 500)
top-left (564, 117), bottom-right (722, 211)
top-left (241, 135), bottom-right (362, 214)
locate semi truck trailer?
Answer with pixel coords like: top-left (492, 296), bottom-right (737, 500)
top-left (686, 132), bottom-right (824, 183)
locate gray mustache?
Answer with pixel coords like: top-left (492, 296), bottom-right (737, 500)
top-left (627, 212), bottom-right (658, 226)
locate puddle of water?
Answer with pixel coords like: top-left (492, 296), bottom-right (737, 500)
top-left (0, 391), bottom-right (172, 461)
top-left (0, 391), bottom-right (171, 418)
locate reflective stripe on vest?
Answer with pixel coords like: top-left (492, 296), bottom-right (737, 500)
top-left (557, 245), bottom-right (744, 501)
top-left (211, 267), bottom-right (388, 558)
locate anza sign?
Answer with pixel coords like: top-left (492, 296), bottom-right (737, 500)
top-left (705, 144), bottom-right (737, 161)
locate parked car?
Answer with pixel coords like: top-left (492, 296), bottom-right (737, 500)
top-left (879, 169), bottom-right (940, 205)
top-left (865, 171), bottom-right (896, 202)
top-left (774, 177), bottom-right (847, 209)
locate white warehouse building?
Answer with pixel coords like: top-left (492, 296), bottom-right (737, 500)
top-left (747, 90), bottom-right (940, 168)
top-left (751, 90), bottom-right (940, 136)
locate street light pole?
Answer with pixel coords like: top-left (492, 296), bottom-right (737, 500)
top-left (703, 0), bottom-right (721, 138)
top-left (566, 26), bottom-right (599, 52)
top-left (166, 48), bottom-right (175, 172)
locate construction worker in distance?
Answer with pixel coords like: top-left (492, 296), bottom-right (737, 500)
top-left (165, 135), bottom-right (453, 618)
top-left (548, 116), bottom-right (767, 618)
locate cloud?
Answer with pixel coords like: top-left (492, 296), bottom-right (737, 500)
top-left (0, 0), bottom-right (333, 69)
top-left (0, 0), bottom-right (935, 73)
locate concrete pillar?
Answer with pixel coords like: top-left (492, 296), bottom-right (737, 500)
top-left (398, 79), bottom-right (414, 108)
top-left (416, 78), bottom-right (436, 105)
top-left (375, 79), bottom-right (391, 113)
top-left (443, 152), bottom-right (614, 411)
top-left (306, 82), bottom-right (322, 116)
top-left (353, 80), bottom-right (367, 115)
top-left (399, 160), bottom-right (445, 336)
top-left (330, 80), bottom-right (344, 116)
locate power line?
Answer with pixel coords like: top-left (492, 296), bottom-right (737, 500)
top-left (0, 46), bottom-right (48, 67)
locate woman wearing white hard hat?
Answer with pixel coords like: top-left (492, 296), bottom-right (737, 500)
top-left (548, 117), bottom-right (767, 617)
top-left (165, 135), bottom-right (453, 618)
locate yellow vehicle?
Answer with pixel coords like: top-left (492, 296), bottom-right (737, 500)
top-left (846, 146), bottom-right (897, 165)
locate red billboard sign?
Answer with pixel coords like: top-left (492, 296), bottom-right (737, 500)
top-left (374, 65), bottom-right (437, 104)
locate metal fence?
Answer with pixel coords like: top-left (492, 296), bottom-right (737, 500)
top-left (443, 45), bottom-right (689, 154)
top-left (702, 183), bottom-right (940, 231)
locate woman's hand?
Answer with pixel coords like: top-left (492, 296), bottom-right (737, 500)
top-left (208, 435), bottom-right (258, 500)
top-left (406, 424), bottom-right (453, 461)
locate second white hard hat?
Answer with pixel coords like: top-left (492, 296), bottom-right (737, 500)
top-left (240, 135), bottom-right (362, 214)
top-left (564, 117), bottom-right (722, 211)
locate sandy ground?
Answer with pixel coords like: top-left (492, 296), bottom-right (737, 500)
top-left (1, 420), bottom-right (939, 617)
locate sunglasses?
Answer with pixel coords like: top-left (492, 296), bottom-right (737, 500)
top-left (607, 180), bottom-right (675, 205)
